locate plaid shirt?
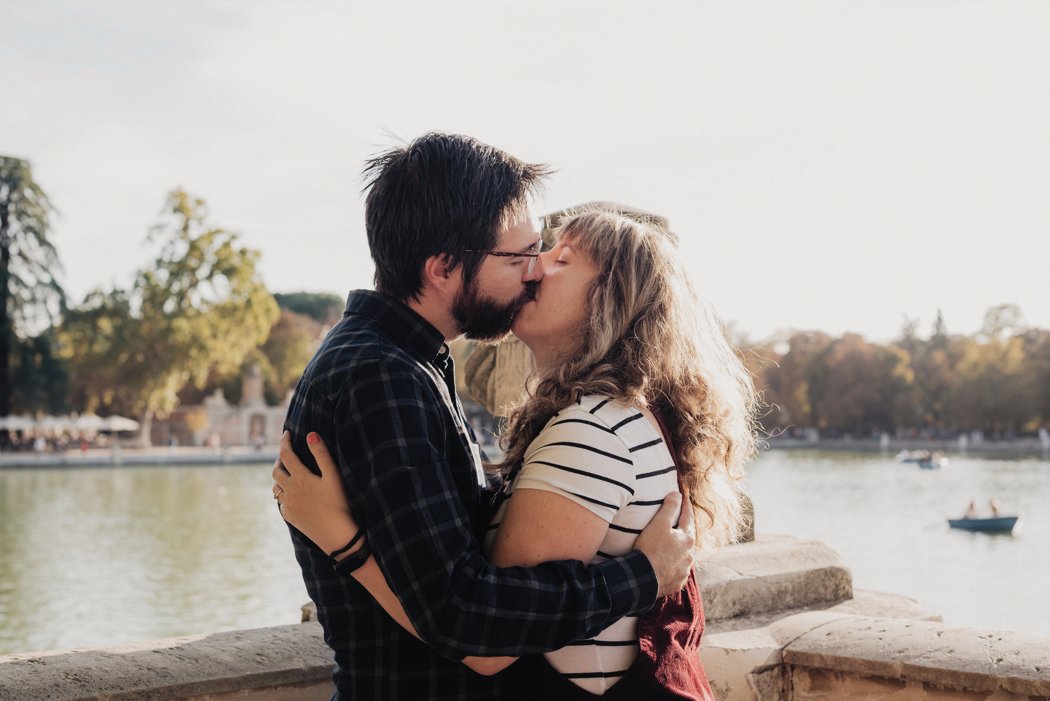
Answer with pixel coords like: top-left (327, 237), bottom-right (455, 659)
top-left (283, 290), bottom-right (658, 700)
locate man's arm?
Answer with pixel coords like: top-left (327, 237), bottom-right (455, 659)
top-left (277, 428), bottom-right (690, 673)
top-left (316, 358), bottom-right (659, 660)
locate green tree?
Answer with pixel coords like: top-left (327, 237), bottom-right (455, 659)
top-left (762, 331), bottom-right (832, 429)
top-left (10, 332), bottom-right (69, 415)
top-left (816, 334), bottom-right (913, 436)
top-left (274, 292), bottom-right (344, 325)
top-left (946, 335), bottom-right (1035, 434)
top-left (0, 156), bottom-right (63, 416)
top-left (193, 307), bottom-right (321, 407)
top-left (60, 190), bottom-right (279, 444)
top-left (1020, 329), bottom-right (1050, 427)
top-left (260, 309), bottom-right (321, 395)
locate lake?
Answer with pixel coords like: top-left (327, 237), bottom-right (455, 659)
top-left (0, 451), bottom-right (1046, 655)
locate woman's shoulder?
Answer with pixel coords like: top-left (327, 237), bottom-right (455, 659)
top-left (560, 395), bottom-right (651, 435)
top-left (527, 395), bottom-right (636, 452)
top-left (561, 394), bottom-right (632, 420)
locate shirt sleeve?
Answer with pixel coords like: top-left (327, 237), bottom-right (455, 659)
top-left (328, 357), bottom-right (657, 660)
top-left (513, 406), bottom-right (636, 522)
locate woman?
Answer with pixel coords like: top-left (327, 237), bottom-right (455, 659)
top-left (275, 209), bottom-right (758, 697)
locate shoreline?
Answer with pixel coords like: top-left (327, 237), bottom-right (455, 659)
top-left (765, 437), bottom-right (1050, 459)
top-left (0, 446), bottom-right (277, 469)
top-left (3, 438), bottom-right (1048, 469)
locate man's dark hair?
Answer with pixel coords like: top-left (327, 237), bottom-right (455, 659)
top-left (362, 132), bottom-right (551, 301)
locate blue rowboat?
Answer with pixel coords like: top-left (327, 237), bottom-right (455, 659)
top-left (947, 516), bottom-right (1018, 533)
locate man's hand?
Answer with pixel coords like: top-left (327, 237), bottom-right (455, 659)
top-left (633, 492), bottom-right (696, 597)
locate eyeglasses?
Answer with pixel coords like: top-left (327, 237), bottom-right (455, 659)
top-left (465, 244), bottom-right (541, 274)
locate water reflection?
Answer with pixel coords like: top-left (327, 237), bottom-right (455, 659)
top-left (0, 465), bottom-right (306, 655)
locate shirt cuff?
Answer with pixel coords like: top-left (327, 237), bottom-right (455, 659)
top-left (596, 549), bottom-right (659, 618)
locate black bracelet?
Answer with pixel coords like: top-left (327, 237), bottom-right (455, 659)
top-left (332, 539), bottom-right (371, 576)
top-left (329, 530), bottom-right (363, 560)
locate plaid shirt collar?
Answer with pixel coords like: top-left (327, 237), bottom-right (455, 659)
top-left (343, 289), bottom-right (450, 368)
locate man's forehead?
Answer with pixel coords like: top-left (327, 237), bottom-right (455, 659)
top-left (497, 210), bottom-right (541, 247)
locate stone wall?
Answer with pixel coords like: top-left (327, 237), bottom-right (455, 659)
top-left (3, 535), bottom-right (1048, 700)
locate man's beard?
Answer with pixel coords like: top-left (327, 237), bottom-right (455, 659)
top-left (452, 280), bottom-right (535, 343)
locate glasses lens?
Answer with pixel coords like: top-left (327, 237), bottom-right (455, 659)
top-left (526, 255), bottom-right (536, 275)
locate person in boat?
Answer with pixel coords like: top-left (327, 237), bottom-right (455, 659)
top-left (963, 499), bottom-right (978, 519)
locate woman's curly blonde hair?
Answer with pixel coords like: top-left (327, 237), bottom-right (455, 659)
top-left (496, 209), bottom-right (759, 549)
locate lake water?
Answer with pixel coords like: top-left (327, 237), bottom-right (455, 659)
top-left (0, 452), bottom-right (1047, 655)
top-left (746, 451), bottom-right (1049, 634)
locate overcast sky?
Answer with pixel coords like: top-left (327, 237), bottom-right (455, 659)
top-left (4, 1), bottom-right (1048, 342)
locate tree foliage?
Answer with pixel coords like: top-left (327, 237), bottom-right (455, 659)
top-left (749, 306), bottom-right (1049, 437)
top-left (273, 291), bottom-right (344, 325)
top-left (59, 190), bottom-right (278, 442)
top-left (0, 156), bottom-right (64, 416)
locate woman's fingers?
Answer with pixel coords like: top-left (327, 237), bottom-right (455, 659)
top-left (279, 430), bottom-right (310, 476)
top-left (272, 457), bottom-right (290, 486)
top-left (306, 432), bottom-right (337, 478)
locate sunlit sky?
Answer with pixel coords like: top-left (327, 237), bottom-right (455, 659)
top-left (4, 1), bottom-right (1049, 342)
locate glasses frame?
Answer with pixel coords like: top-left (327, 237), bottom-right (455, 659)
top-left (465, 247), bottom-right (541, 274)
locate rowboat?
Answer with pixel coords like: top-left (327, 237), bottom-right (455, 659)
top-left (947, 516), bottom-right (1019, 533)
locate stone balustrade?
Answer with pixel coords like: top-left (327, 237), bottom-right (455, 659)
top-left (2, 534), bottom-right (1048, 700)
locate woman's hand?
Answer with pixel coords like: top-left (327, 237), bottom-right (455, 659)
top-left (272, 430), bottom-right (361, 556)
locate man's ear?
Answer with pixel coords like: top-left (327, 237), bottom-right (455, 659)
top-left (421, 253), bottom-right (458, 294)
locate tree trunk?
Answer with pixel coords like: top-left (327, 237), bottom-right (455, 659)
top-left (138, 409), bottom-right (154, 448)
top-left (0, 199), bottom-right (12, 418)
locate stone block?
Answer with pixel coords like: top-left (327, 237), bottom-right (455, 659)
top-left (698, 535), bottom-right (852, 621)
top-left (782, 613), bottom-right (1050, 698)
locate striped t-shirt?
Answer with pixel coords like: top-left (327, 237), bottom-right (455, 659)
top-left (484, 395), bottom-right (681, 695)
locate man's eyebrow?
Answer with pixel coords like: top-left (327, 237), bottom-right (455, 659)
top-left (515, 238), bottom-right (543, 254)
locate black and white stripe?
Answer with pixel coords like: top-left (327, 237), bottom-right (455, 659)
top-left (483, 395), bottom-right (681, 695)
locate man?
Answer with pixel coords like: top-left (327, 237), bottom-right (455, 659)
top-left (281, 132), bottom-right (695, 699)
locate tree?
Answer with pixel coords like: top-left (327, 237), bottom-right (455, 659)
top-left (208, 309), bottom-right (320, 406)
top-left (980, 303), bottom-right (1026, 340)
top-left (816, 334), bottom-right (913, 436)
top-left (762, 331), bottom-right (832, 429)
top-left (946, 334), bottom-right (1035, 434)
top-left (60, 190), bottom-right (279, 444)
top-left (273, 292), bottom-right (344, 325)
top-left (0, 156), bottom-right (63, 416)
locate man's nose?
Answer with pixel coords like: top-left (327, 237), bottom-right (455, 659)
top-left (523, 253), bottom-right (545, 282)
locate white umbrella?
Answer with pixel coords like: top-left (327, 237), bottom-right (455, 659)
top-left (38, 415), bottom-right (75, 431)
top-left (73, 414), bottom-right (105, 431)
top-left (0, 415), bottom-right (35, 431)
top-left (101, 415), bottom-right (141, 432)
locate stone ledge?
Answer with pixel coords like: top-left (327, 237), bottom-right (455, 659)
top-left (0, 623), bottom-right (334, 701)
top-left (779, 611), bottom-right (1050, 698)
top-left (698, 535), bottom-right (852, 621)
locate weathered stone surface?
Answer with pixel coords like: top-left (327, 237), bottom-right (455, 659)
top-left (702, 627), bottom-right (785, 701)
top-left (0, 623), bottom-right (334, 701)
top-left (831, 588), bottom-right (941, 622)
top-left (698, 535), bottom-right (852, 621)
top-left (782, 612), bottom-right (1050, 698)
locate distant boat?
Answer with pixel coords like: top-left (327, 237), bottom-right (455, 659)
top-left (896, 450), bottom-right (949, 468)
top-left (947, 516), bottom-right (1019, 533)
